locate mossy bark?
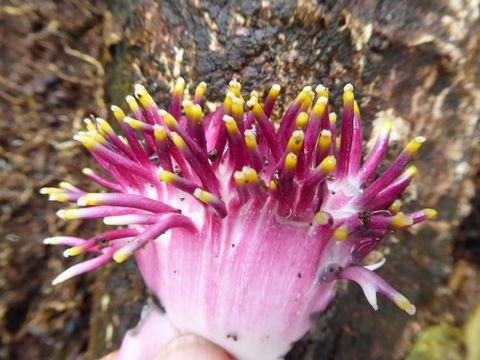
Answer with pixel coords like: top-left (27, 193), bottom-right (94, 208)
top-left (89, 1), bottom-right (480, 358)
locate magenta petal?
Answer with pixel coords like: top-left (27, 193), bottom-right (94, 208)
top-left (117, 304), bottom-right (180, 360)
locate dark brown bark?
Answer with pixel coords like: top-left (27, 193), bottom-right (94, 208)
top-left (89, 1), bottom-right (480, 358)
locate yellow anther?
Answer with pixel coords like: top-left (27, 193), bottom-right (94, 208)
top-left (268, 84), bottom-right (281, 98)
top-left (77, 194), bottom-right (102, 206)
top-left (336, 137), bottom-right (341, 151)
top-left (243, 167), bottom-right (258, 183)
top-left (159, 170), bottom-right (175, 183)
top-left (170, 132), bottom-right (186, 150)
top-left (126, 94), bottom-right (141, 113)
top-left (63, 246), bottom-right (85, 257)
top-left (319, 155), bottom-right (337, 173)
top-left (315, 212), bottom-right (330, 225)
top-left (59, 182), bottom-right (75, 190)
top-left (395, 297), bottom-right (416, 315)
top-left (249, 103), bottom-right (264, 118)
top-left (229, 80), bottom-right (241, 97)
top-left (186, 103), bottom-right (203, 124)
top-left (403, 166), bottom-right (418, 177)
top-left (83, 118), bottom-right (97, 132)
top-left (334, 228), bottom-right (348, 241)
top-left (232, 97), bottom-right (244, 120)
top-left (113, 247), bottom-right (133, 263)
top-left (40, 187), bottom-right (61, 195)
top-left (234, 171), bottom-right (247, 185)
top-left (173, 77), bottom-right (185, 94)
top-left (249, 90), bottom-right (259, 101)
top-left (313, 97), bottom-right (328, 117)
top-left (295, 112), bottom-right (309, 130)
top-left (423, 208), bottom-right (438, 219)
top-left (224, 91), bottom-right (235, 109)
top-left (388, 200), bottom-right (402, 214)
top-left (269, 180), bottom-right (277, 191)
top-left (153, 125), bottom-right (167, 142)
top-left (111, 105), bottom-right (126, 122)
top-left (391, 213), bottom-right (414, 228)
top-left (43, 237), bottom-right (58, 245)
top-left (74, 131), bottom-right (104, 150)
top-left (329, 112), bottom-right (337, 124)
top-left (287, 130), bottom-right (305, 153)
top-left (123, 117), bottom-right (145, 131)
top-left (284, 152), bottom-right (298, 171)
top-left (82, 168), bottom-right (94, 176)
top-left (244, 130), bottom-right (258, 150)
top-left (223, 115), bottom-right (239, 135)
top-left (158, 110), bottom-right (178, 130)
top-left (405, 136), bottom-right (426, 155)
top-left (296, 87), bottom-right (311, 103)
top-left (380, 121), bottom-right (392, 136)
top-left (49, 193), bottom-right (70, 202)
top-left (193, 188), bottom-right (216, 204)
top-left (315, 84), bottom-right (329, 98)
top-left (344, 83), bottom-right (354, 93)
top-left (57, 209), bottom-right (76, 220)
top-left (343, 83), bottom-right (354, 104)
top-left (118, 135), bottom-right (128, 146)
top-left (318, 130), bottom-right (332, 153)
top-left (195, 81), bottom-right (207, 98)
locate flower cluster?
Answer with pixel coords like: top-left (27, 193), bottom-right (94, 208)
top-left (42, 79), bottom-right (436, 360)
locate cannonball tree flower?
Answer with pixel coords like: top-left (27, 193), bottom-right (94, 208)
top-left (42, 78), bottom-right (437, 360)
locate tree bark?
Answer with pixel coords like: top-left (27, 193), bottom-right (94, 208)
top-left (89, 1), bottom-right (480, 358)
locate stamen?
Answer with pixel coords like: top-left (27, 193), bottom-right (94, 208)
top-left (336, 84), bottom-right (355, 179)
top-left (223, 115), bottom-right (248, 170)
top-left (133, 84), bottom-right (155, 110)
top-left (264, 83), bottom-right (281, 117)
top-left (249, 99), bottom-right (281, 161)
top-left (193, 189), bottom-right (227, 218)
top-left (52, 249), bottom-right (115, 285)
top-left (244, 129), bottom-right (263, 171)
top-left (159, 170), bottom-right (200, 194)
top-left (170, 77), bottom-right (185, 120)
top-left (229, 80), bottom-right (241, 97)
top-left (57, 206), bottom-right (150, 220)
top-left (407, 208), bottom-right (438, 224)
top-left (304, 96), bottom-right (328, 159)
top-left (359, 121), bottom-right (392, 182)
top-left (169, 131), bottom-right (219, 194)
top-left (295, 112), bottom-right (309, 131)
top-left (77, 193), bottom-right (178, 213)
top-left (113, 213), bottom-right (196, 263)
top-left (360, 134), bottom-right (425, 204)
top-left (112, 104), bottom-right (151, 165)
top-left (338, 266), bottom-right (416, 315)
top-left (317, 129), bottom-right (332, 163)
top-left (315, 84), bottom-right (329, 98)
top-left (194, 81), bottom-right (207, 105)
top-left (287, 130), bottom-right (305, 154)
top-left (124, 116), bottom-right (154, 132)
top-left (367, 166), bottom-right (418, 209)
top-left (82, 168), bottom-right (123, 192)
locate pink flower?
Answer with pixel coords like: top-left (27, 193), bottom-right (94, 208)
top-left (42, 79), bottom-right (436, 360)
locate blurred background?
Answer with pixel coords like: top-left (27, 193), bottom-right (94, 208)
top-left (1, 1), bottom-right (479, 359)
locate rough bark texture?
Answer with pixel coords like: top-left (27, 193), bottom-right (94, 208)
top-left (89, 0), bottom-right (480, 358)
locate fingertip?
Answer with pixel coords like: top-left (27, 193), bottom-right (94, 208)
top-left (154, 334), bottom-right (232, 360)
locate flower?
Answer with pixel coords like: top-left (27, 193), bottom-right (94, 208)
top-left (42, 79), bottom-right (436, 360)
